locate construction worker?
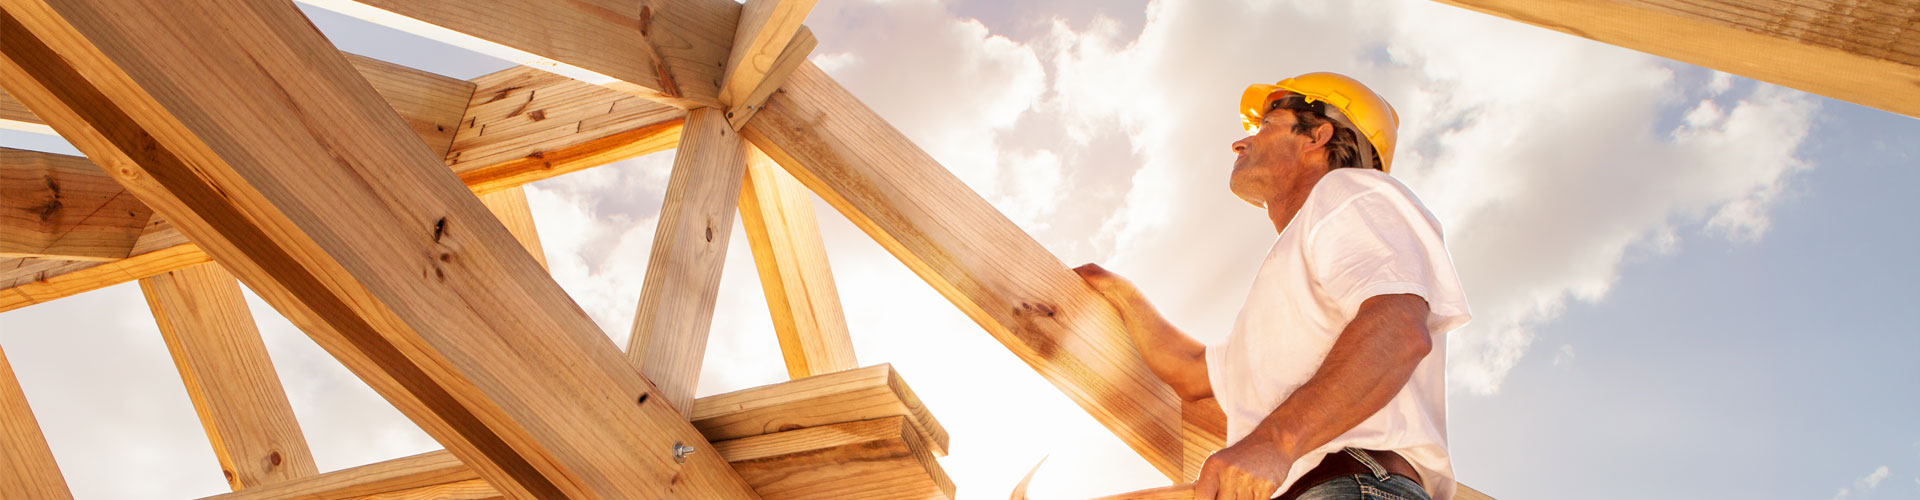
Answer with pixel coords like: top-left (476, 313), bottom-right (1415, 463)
top-left (1075, 73), bottom-right (1470, 500)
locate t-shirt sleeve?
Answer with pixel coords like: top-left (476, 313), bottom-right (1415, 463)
top-left (1307, 186), bottom-right (1471, 334)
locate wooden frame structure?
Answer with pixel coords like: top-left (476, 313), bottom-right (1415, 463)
top-left (0, 0), bottom-right (1904, 498)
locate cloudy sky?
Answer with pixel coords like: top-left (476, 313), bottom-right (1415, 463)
top-left (2, 0), bottom-right (1916, 499)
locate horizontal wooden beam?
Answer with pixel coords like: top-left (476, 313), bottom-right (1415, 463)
top-left (719, 416), bottom-right (953, 500)
top-left (140, 262), bottom-right (318, 490)
top-left (0, 53), bottom-right (471, 157)
top-left (0, 69), bottom-right (680, 313)
top-left (296, 0), bottom-right (742, 109)
top-left (1, 147), bottom-right (150, 261)
top-left (0, 0), bottom-right (756, 497)
top-left (1429, 0), bottom-right (1920, 118)
top-left (740, 62), bottom-right (1188, 480)
top-left (691, 363), bottom-right (946, 456)
top-left (199, 366), bottom-right (948, 500)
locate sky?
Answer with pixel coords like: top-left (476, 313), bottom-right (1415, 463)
top-left (1, 0), bottom-right (1916, 499)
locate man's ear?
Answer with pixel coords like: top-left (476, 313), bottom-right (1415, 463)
top-left (1308, 122), bottom-right (1335, 150)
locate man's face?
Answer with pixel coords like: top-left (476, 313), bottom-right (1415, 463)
top-left (1229, 110), bottom-right (1315, 207)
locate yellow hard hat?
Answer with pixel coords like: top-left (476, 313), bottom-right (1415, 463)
top-left (1240, 72), bottom-right (1400, 173)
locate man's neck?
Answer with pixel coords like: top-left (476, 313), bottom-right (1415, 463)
top-left (1265, 167), bottom-right (1331, 235)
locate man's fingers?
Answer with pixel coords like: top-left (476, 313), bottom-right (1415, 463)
top-left (1192, 460), bottom-right (1221, 500)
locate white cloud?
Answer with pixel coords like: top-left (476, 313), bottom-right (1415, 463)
top-left (1829, 465), bottom-right (1892, 499)
top-left (1551, 344), bottom-right (1575, 367)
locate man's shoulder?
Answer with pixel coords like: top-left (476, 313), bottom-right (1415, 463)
top-left (1310, 169), bottom-right (1422, 212)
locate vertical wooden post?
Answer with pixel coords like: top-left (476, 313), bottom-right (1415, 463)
top-left (737, 147), bottom-right (856, 378)
top-left (0, 344), bottom-right (73, 500)
top-left (140, 262), bottom-right (318, 490)
top-left (476, 187), bottom-right (546, 269)
top-left (627, 108), bottom-right (749, 415)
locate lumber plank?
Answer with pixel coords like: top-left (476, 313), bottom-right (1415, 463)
top-left (1178, 398), bottom-right (1226, 482)
top-left (200, 370), bottom-right (949, 500)
top-left (627, 107), bottom-right (749, 415)
top-left (740, 61), bottom-right (1188, 480)
top-left (1428, 0), bottom-right (1920, 118)
top-left (0, 53), bottom-right (471, 157)
top-left (717, 416), bottom-right (954, 500)
top-left (0, 70), bottom-right (681, 313)
top-left (0, 345), bottom-right (73, 500)
top-left (295, 0), bottom-right (742, 109)
top-left (738, 146), bottom-right (856, 379)
top-left (0, 147), bottom-right (150, 261)
top-left (725, 26), bottom-right (814, 131)
top-left (718, 0), bottom-right (818, 109)
top-left (689, 363), bottom-right (947, 456)
top-left (140, 262), bottom-right (318, 490)
top-left (0, 1), bottom-right (757, 498)
top-left (475, 187), bottom-right (545, 269)
top-left (449, 66), bottom-right (685, 195)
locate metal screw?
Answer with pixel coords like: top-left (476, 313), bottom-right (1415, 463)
top-left (672, 442), bottom-right (696, 464)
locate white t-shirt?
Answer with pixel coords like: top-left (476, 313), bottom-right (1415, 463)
top-left (1204, 168), bottom-right (1471, 500)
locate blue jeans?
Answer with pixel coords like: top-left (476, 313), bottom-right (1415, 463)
top-left (1292, 448), bottom-right (1431, 500)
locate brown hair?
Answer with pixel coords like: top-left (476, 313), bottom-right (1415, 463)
top-left (1289, 110), bottom-right (1381, 172)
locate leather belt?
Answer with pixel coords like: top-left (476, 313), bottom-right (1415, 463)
top-left (1274, 449), bottom-right (1422, 500)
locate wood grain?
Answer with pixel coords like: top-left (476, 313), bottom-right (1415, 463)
top-left (0, 344), bottom-right (73, 500)
top-left (1430, 0), bottom-right (1920, 118)
top-left (690, 363), bottom-right (947, 456)
top-left (717, 416), bottom-right (954, 500)
top-left (296, 0), bottom-right (741, 109)
top-left (475, 187), bottom-right (545, 269)
top-left (0, 147), bottom-right (150, 261)
top-left (741, 62), bottom-right (1187, 480)
top-left (0, 0), bottom-right (758, 497)
top-left (450, 66), bottom-right (685, 194)
top-left (141, 262), bottom-right (318, 490)
top-left (718, 0), bottom-right (818, 108)
top-left (727, 28), bottom-right (815, 130)
top-left (738, 146), bottom-right (856, 379)
top-left (628, 107), bottom-right (749, 415)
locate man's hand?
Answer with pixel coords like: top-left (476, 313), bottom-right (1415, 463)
top-left (1193, 432), bottom-right (1293, 500)
top-left (1071, 263), bottom-right (1213, 402)
top-left (1072, 263), bottom-right (1139, 303)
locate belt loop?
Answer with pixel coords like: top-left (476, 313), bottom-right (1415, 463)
top-left (1343, 447), bottom-right (1391, 481)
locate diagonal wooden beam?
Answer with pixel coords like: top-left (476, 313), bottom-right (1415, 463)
top-left (1428, 0), bottom-right (1920, 118)
top-left (740, 61), bottom-right (1189, 480)
top-left (1, 147), bottom-right (151, 261)
top-left (476, 187), bottom-right (546, 270)
top-left (296, 0), bottom-right (742, 109)
top-left (140, 262), bottom-right (318, 490)
top-left (0, 0), bottom-right (756, 497)
top-left (737, 146), bottom-right (857, 379)
top-left (627, 107), bottom-right (749, 415)
top-left (718, 0), bottom-right (818, 110)
top-left (726, 26), bottom-right (815, 131)
top-left (0, 344), bottom-right (73, 500)
top-left (0, 70), bottom-right (682, 313)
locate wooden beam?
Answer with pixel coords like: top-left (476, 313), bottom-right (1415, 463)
top-left (139, 262), bottom-right (318, 490)
top-left (725, 26), bottom-right (814, 132)
top-left (449, 66), bottom-right (684, 195)
top-left (0, 1), bottom-right (757, 498)
top-left (1428, 0), bottom-right (1920, 118)
top-left (1, 147), bottom-right (150, 261)
top-left (740, 61), bottom-right (1188, 480)
top-left (718, 0), bottom-right (818, 110)
top-left (737, 146), bottom-right (856, 379)
top-left (475, 187), bottom-right (545, 269)
top-left (627, 107), bottom-right (749, 415)
top-left (0, 69), bottom-right (682, 313)
top-left (1178, 398), bottom-right (1225, 482)
top-left (199, 368), bottom-right (948, 500)
top-left (0, 53), bottom-right (471, 157)
top-left (719, 416), bottom-right (953, 500)
top-left (690, 363), bottom-right (946, 456)
top-left (0, 345), bottom-right (73, 500)
top-left (296, 0), bottom-right (742, 109)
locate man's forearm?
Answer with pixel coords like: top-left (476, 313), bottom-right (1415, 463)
top-left (1105, 288), bottom-right (1211, 401)
top-left (1243, 294), bottom-right (1432, 459)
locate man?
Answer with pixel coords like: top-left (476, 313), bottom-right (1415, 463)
top-left (1075, 73), bottom-right (1470, 500)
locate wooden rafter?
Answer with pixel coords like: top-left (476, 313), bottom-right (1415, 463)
top-left (139, 262), bottom-right (318, 490)
top-left (476, 187), bottom-right (547, 269)
top-left (738, 146), bottom-right (857, 379)
top-left (197, 364), bottom-right (948, 500)
top-left (1, 147), bottom-right (150, 261)
top-left (0, 0), bottom-right (757, 497)
top-left (0, 345), bottom-right (72, 500)
top-left (1430, 0), bottom-right (1920, 118)
top-left (296, 0), bottom-right (742, 109)
top-left (741, 61), bottom-right (1189, 480)
top-left (719, 0), bottom-right (819, 128)
top-left (627, 107), bottom-right (750, 415)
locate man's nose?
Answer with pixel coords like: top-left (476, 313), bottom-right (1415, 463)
top-left (1231, 138), bottom-right (1250, 154)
